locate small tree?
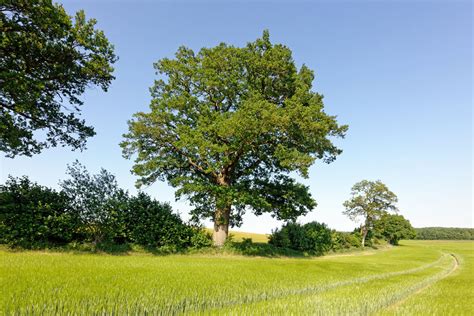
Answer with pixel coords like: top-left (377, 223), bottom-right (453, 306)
top-left (374, 213), bottom-right (416, 245)
top-left (60, 161), bottom-right (128, 243)
top-left (121, 31), bottom-right (347, 246)
top-left (343, 180), bottom-right (398, 247)
top-left (0, 0), bottom-right (117, 157)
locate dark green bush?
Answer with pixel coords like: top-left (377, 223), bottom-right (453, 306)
top-left (303, 222), bottom-right (333, 253)
top-left (124, 192), bottom-right (194, 248)
top-left (0, 176), bottom-right (79, 247)
top-left (373, 214), bottom-right (416, 245)
top-left (269, 221), bottom-right (332, 254)
top-left (268, 222), bottom-right (298, 249)
top-left (0, 170), bottom-right (213, 251)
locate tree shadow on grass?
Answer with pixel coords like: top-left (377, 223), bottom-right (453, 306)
top-left (224, 240), bottom-right (313, 258)
top-left (1, 241), bottom-right (320, 258)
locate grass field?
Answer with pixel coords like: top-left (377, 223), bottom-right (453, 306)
top-left (1, 240), bottom-right (472, 315)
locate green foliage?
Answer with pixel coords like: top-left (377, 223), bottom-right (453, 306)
top-left (415, 227), bottom-right (474, 240)
top-left (268, 222), bottom-right (299, 249)
top-left (221, 238), bottom-right (304, 257)
top-left (189, 228), bottom-right (213, 248)
top-left (60, 161), bottom-right (128, 243)
top-left (269, 221), bottom-right (332, 254)
top-left (0, 0), bottom-right (117, 157)
top-left (343, 180), bottom-right (398, 247)
top-left (121, 31), bottom-right (347, 240)
top-left (374, 213), bottom-right (416, 245)
top-left (303, 222), bottom-right (333, 253)
top-left (331, 231), bottom-right (362, 251)
top-left (0, 163), bottom-right (214, 251)
top-left (124, 192), bottom-right (194, 248)
top-left (0, 176), bottom-right (79, 247)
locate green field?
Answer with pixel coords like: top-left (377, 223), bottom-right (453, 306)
top-left (1, 240), bottom-right (472, 315)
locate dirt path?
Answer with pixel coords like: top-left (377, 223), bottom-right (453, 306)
top-left (382, 253), bottom-right (459, 312)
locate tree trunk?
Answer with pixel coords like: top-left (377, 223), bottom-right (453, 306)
top-left (213, 173), bottom-right (232, 247)
top-left (361, 217), bottom-right (372, 248)
top-left (213, 222), bottom-right (229, 247)
top-left (213, 205), bottom-right (230, 247)
top-left (361, 226), bottom-right (367, 248)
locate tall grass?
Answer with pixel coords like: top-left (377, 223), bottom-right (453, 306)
top-left (0, 241), bottom-right (471, 315)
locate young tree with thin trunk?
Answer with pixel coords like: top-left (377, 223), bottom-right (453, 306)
top-left (343, 180), bottom-right (399, 247)
top-left (121, 31), bottom-right (347, 246)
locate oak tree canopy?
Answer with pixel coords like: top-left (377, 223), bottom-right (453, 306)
top-left (121, 31), bottom-right (347, 246)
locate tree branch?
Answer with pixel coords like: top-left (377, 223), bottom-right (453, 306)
top-left (166, 142), bottom-right (217, 181)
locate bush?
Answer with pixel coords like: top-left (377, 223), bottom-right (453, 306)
top-left (1, 165), bottom-right (215, 252)
top-left (125, 192), bottom-right (194, 248)
top-left (331, 231), bottom-right (361, 251)
top-left (269, 221), bottom-right (332, 254)
top-left (303, 222), bottom-right (333, 254)
top-left (268, 222), bottom-right (297, 249)
top-left (374, 214), bottom-right (416, 245)
top-left (189, 228), bottom-right (213, 249)
top-left (0, 176), bottom-right (79, 247)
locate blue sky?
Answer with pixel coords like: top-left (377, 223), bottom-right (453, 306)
top-left (1, 0), bottom-right (472, 233)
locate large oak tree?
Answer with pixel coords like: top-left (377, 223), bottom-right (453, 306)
top-left (0, 0), bottom-right (117, 157)
top-left (121, 31), bottom-right (347, 246)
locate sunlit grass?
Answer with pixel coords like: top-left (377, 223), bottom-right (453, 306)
top-left (380, 240), bottom-right (474, 316)
top-left (0, 241), bottom-right (472, 315)
top-left (205, 228), bottom-right (269, 243)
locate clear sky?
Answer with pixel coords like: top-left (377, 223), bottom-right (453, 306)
top-left (1, 0), bottom-right (472, 233)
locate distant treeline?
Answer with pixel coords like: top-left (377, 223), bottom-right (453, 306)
top-left (415, 227), bottom-right (473, 240)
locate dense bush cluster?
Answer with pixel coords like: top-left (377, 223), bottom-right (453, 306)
top-left (0, 165), bottom-right (212, 250)
top-left (0, 177), bottom-right (79, 247)
top-left (269, 216), bottom-right (417, 254)
top-left (331, 231), bottom-right (362, 251)
top-left (373, 214), bottom-right (416, 245)
top-left (268, 222), bottom-right (333, 254)
top-left (415, 227), bottom-right (473, 240)
top-left (269, 221), bottom-right (367, 254)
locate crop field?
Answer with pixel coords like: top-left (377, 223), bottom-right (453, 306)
top-left (1, 240), bottom-right (472, 315)
top-left (207, 229), bottom-right (270, 243)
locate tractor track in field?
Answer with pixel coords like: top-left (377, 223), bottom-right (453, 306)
top-left (379, 253), bottom-right (460, 314)
top-left (181, 253), bottom-right (453, 314)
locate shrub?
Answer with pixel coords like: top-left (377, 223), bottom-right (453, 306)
top-left (1, 165), bottom-right (216, 251)
top-left (268, 222), bottom-right (298, 249)
top-left (331, 231), bottom-right (361, 251)
top-left (374, 214), bottom-right (416, 245)
top-left (303, 222), bottom-right (333, 254)
top-left (0, 176), bottom-right (79, 247)
top-left (125, 192), bottom-right (193, 248)
top-left (189, 228), bottom-right (213, 249)
top-left (269, 221), bottom-right (332, 254)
